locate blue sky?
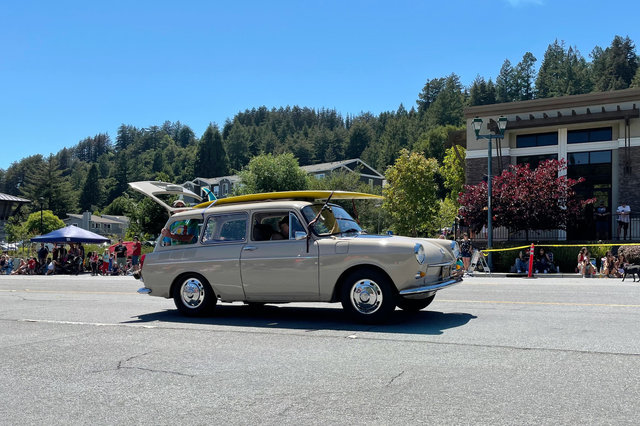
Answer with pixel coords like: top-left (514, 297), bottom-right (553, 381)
top-left (1, 0), bottom-right (639, 170)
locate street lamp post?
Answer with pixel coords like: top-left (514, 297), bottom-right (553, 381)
top-left (471, 116), bottom-right (508, 269)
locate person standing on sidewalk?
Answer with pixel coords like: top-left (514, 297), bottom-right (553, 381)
top-left (459, 233), bottom-right (473, 273)
top-left (131, 236), bottom-right (142, 272)
top-left (617, 201), bottom-right (631, 240)
top-left (114, 239), bottom-right (128, 270)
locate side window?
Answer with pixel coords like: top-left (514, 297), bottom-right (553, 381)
top-left (251, 211), bottom-right (306, 241)
top-left (289, 213), bottom-right (305, 239)
top-left (162, 218), bottom-right (203, 246)
top-left (202, 213), bottom-right (247, 244)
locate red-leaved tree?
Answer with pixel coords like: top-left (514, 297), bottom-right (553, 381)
top-left (458, 159), bottom-right (595, 238)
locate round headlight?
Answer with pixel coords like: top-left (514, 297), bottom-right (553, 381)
top-left (414, 243), bottom-right (426, 264)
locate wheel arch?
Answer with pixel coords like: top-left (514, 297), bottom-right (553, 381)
top-left (170, 271), bottom-right (219, 299)
top-left (330, 264), bottom-right (396, 303)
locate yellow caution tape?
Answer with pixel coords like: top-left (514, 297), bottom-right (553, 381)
top-left (480, 242), bottom-right (640, 255)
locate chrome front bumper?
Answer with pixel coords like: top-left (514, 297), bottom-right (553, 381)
top-left (398, 276), bottom-right (462, 296)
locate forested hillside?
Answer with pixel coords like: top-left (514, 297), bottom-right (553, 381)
top-left (1, 35), bottom-right (638, 221)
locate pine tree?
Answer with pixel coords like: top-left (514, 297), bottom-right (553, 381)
top-left (591, 35), bottom-right (639, 91)
top-left (496, 59), bottom-right (518, 103)
top-left (515, 52), bottom-right (537, 100)
top-left (194, 124), bottom-right (228, 178)
top-left (416, 77), bottom-right (446, 115)
top-left (536, 40), bottom-right (567, 98)
top-left (79, 164), bottom-right (101, 211)
top-left (426, 74), bottom-right (464, 127)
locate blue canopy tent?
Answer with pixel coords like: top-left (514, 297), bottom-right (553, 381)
top-left (31, 226), bottom-right (111, 244)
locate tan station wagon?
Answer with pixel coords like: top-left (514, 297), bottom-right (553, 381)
top-left (131, 184), bottom-right (463, 323)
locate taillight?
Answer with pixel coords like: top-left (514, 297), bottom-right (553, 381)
top-left (140, 254), bottom-right (146, 269)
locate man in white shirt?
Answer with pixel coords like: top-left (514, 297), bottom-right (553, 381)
top-left (617, 202), bottom-right (631, 240)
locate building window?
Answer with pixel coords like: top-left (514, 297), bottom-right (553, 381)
top-left (568, 150), bottom-right (611, 165)
top-left (516, 132), bottom-right (558, 148)
top-left (315, 173), bottom-right (325, 179)
top-left (222, 183), bottom-right (229, 195)
top-left (567, 127), bottom-right (612, 144)
top-left (516, 154), bottom-right (558, 168)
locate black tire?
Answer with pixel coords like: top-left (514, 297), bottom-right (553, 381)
top-left (396, 295), bottom-right (435, 312)
top-left (340, 269), bottom-right (397, 324)
top-left (172, 274), bottom-right (216, 317)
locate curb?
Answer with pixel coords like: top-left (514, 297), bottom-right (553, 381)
top-left (469, 273), bottom-right (603, 279)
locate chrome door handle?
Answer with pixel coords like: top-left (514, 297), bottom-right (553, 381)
top-left (243, 246), bottom-right (257, 251)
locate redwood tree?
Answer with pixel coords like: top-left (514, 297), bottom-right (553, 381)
top-left (458, 159), bottom-right (594, 237)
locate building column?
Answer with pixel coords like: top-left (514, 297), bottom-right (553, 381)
top-left (558, 128), bottom-right (567, 240)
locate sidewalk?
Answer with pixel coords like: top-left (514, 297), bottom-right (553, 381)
top-left (470, 272), bottom-right (591, 279)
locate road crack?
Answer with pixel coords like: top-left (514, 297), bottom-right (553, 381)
top-left (387, 370), bottom-right (405, 386)
top-left (115, 352), bottom-right (195, 377)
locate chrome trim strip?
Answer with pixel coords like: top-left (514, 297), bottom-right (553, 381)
top-left (398, 277), bottom-right (462, 295)
top-left (427, 261), bottom-right (456, 268)
top-left (137, 288), bottom-right (152, 294)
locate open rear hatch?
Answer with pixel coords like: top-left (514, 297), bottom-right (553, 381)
top-left (128, 181), bottom-right (203, 214)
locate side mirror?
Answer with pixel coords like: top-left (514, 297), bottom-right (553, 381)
top-left (294, 231), bottom-right (307, 241)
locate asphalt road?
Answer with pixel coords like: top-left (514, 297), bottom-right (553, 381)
top-left (1, 274), bottom-right (640, 425)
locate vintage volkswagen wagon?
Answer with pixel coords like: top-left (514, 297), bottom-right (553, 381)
top-left (134, 189), bottom-right (462, 323)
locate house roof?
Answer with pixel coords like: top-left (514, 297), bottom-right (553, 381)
top-left (193, 175), bottom-right (242, 185)
top-left (190, 159), bottom-right (384, 187)
top-left (464, 87), bottom-right (640, 118)
top-left (301, 159), bottom-right (384, 178)
top-left (0, 193), bottom-right (31, 203)
top-left (65, 214), bottom-right (123, 225)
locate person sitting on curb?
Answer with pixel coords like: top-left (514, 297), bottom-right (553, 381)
top-left (578, 249), bottom-right (597, 277)
top-left (513, 250), bottom-right (529, 274)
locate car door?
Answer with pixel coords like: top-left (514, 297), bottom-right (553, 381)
top-left (240, 211), bottom-right (319, 301)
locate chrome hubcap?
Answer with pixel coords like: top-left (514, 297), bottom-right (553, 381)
top-left (180, 278), bottom-right (205, 309)
top-left (350, 279), bottom-right (382, 314)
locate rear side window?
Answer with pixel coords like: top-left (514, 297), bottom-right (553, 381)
top-left (161, 218), bottom-right (203, 246)
top-left (202, 213), bottom-right (248, 244)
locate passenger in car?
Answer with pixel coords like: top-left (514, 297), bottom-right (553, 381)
top-left (278, 217), bottom-right (289, 239)
top-left (253, 223), bottom-right (274, 241)
top-left (161, 219), bottom-right (201, 245)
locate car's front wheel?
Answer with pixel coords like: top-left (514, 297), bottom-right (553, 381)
top-left (396, 295), bottom-right (435, 312)
top-left (173, 274), bottom-right (216, 317)
top-left (340, 269), bottom-right (396, 323)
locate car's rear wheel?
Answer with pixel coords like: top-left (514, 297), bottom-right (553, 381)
top-left (396, 295), bottom-right (435, 312)
top-left (340, 269), bottom-right (396, 323)
top-left (173, 274), bottom-right (216, 316)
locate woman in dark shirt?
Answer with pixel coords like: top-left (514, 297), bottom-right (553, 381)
top-left (459, 233), bottom-right (473, 272)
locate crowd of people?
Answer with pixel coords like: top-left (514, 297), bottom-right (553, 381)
top-left (0, 237), bottom-right (142, 276)
top-left (580, 248), bottom-right (629, 278)
top-left (511, 247), bottom-right (558, 274)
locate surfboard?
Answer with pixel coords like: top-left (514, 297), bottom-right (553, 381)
top-left (192, 190), bottom-right (383, 209)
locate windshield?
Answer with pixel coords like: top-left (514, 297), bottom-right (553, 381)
top-left (302, 204), bottom-right (362, 236)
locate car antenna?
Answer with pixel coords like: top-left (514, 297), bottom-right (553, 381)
top-left (306, 191), bottom-right (334, 252)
